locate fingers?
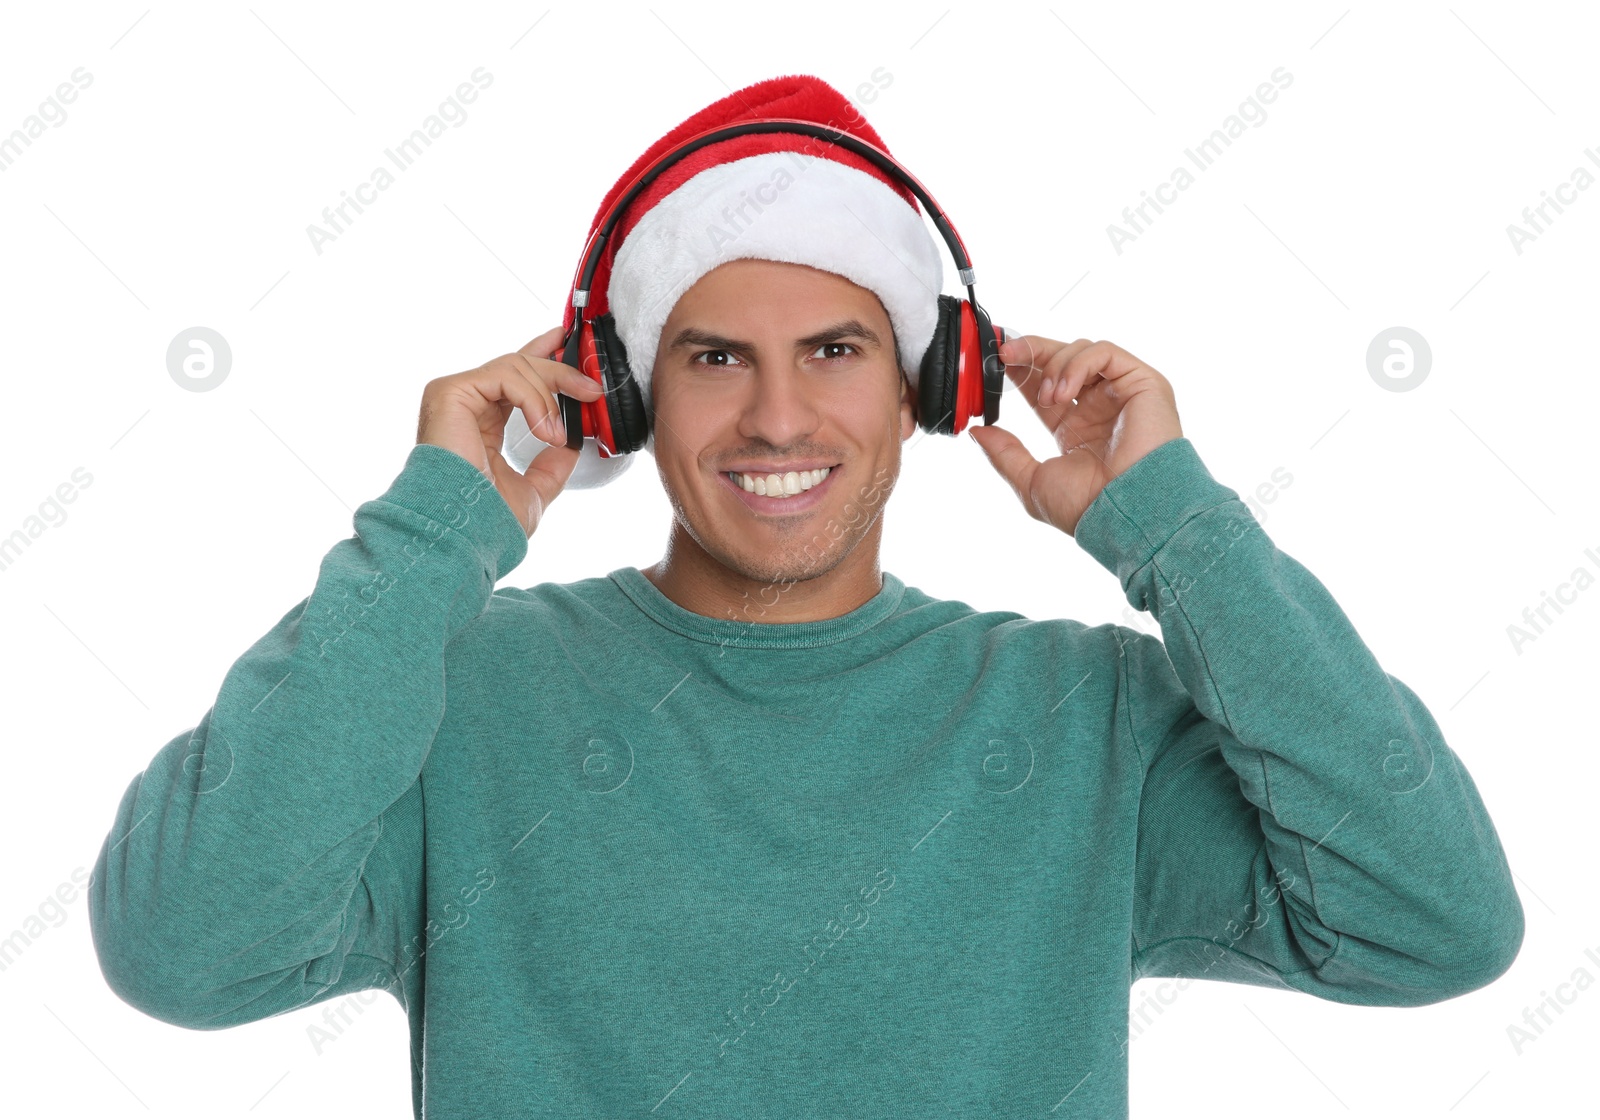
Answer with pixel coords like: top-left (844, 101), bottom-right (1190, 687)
top-left (483, 438), bottom-right (580, 538)
top-left (516, 324), bottom-right (566, 358)
top-left (997, 335), bottom-right (1082, 426)
top-left (997, 336), bottom-right (1111, 418)
top-left (968, 423), bottom-right (1043, 522)
top-left (510, 327), bottom-right (605, 401)
top-left (476, 366), bottom-right (571, 446)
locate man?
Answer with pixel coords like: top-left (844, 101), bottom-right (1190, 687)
top-left (89, 75), bottom-right (1522, 1118)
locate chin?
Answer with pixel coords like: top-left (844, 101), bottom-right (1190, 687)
top-left (718, 538), bottom-right (847, 587)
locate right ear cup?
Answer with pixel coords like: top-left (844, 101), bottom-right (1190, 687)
top-left (917, 294), bottom-right (963, 435)
top-left (587, 313), bottom-right (651, 455)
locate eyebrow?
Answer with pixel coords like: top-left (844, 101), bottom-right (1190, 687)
top-left (666, 319), bottom-right (883, 354)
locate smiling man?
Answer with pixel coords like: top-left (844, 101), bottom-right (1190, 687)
top-left (641, 256), bottom-right (914, 624)
top-left (89, 74), bottom-right (1524, 1119)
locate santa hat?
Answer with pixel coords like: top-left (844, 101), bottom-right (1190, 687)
top-left (512, 73), bottom-right (945, 489)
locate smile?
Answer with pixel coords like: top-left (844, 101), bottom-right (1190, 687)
top-left (719, 466), bottom-right (838, 515)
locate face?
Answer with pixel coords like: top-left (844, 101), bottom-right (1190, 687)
top-left (647, 257), bottom-right (918, 586)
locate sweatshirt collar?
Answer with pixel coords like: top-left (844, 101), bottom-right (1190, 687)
top-left (606, 566), bottom-right (905, 649)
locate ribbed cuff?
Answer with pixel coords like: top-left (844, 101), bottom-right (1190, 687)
top-left (375, 443), bottom-right (529, 581)
top-left (1072, 437), bottom-right (1243, 598)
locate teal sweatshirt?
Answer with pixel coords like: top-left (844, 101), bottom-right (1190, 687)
top-left (89, 437), bottom-right (1523, 1117)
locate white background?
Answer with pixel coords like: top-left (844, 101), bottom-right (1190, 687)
top-left (0, 2), bottom-right (1594, 1116)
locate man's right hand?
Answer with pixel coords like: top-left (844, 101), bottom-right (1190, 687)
top-left (416, 325), bottom-right (606, 538)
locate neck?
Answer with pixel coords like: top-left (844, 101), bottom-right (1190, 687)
top-left (641, 521), bottom-right (886, 625)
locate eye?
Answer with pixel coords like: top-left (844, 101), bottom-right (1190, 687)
top-left (813, 342), bottom-right (859, 362)
top-left (690, 348), bottom-right (744, 368)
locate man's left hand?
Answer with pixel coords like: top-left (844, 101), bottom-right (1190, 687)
top-left (968, 336), bottom-right (1184, 537)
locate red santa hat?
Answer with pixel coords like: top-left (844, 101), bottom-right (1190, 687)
top-left (512, 73), bottom-right (945, 489)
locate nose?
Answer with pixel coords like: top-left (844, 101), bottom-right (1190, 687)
top-left (738, 364), bottom-right (822, 448)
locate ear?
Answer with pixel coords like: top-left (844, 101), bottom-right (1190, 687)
top-left (899, 368), bottom-right (918, 442)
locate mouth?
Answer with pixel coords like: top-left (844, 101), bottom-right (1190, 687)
top-left (719, 465), bottom-right (840, 516)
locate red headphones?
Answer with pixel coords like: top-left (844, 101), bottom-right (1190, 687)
top-left (552, 117), bottom-right (1005, 457)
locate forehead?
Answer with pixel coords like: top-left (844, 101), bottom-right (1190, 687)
top-left (666, 259), bottom-right (889, 328)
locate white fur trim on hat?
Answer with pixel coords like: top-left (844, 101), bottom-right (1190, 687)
top-left (609, 150), bottom-right (945, 419)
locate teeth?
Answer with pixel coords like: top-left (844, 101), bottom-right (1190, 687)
top-left (728, 466), bottom-right (831, 498)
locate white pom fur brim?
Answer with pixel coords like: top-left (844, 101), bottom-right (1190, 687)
top-left (609, 150), bottom-right (944, 420)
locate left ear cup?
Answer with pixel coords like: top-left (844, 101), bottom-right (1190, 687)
top-left (965, 299), bottom-right (1004, 427)
top-left (558, 314), bottom-right (650, 457)
top-left (917, 295), bottom-right (1005, 435)
top-left (917, 294), bottom-right (963, 435)
top-left (590, 313), bottom-right (651, 455)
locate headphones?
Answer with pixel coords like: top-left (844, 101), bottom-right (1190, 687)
top-left (550, 117), bottom-right (1006, 457)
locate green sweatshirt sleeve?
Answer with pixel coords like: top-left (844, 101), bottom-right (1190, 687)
top-left (1072, 437), bottom-right (1523, 1007)
top-left (88, 443), bottom-right (529, 1028)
